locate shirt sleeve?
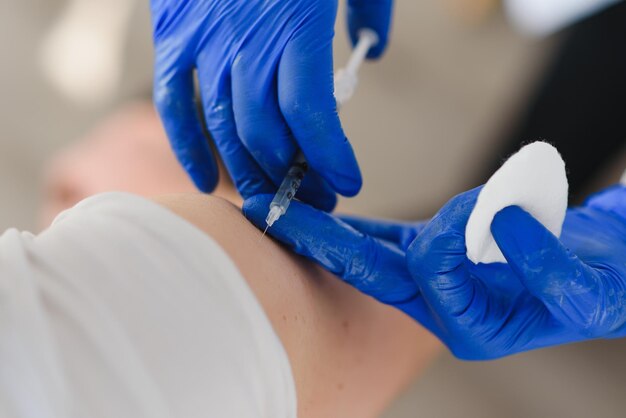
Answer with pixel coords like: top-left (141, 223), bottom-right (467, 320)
top-left (0, 192), bottom-right (296, 418)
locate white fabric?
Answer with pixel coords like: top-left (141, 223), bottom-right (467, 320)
top-left (621, 169), bottom-right (626, 186)
top-left (0, 193), bottom-right (297, 418)
top-left (504, 0), bottom-right (621, 36)
top-left (465, 142), bottom-right (568, 264)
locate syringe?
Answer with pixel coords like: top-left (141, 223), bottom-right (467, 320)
top-left (263, 29), bottom-right (379, 235)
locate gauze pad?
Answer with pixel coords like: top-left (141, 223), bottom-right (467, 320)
top-left (465, 142), bottom-right (568, 264)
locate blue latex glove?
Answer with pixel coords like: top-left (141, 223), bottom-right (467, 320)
top-left (151, 0), bottom-right (394, 210)
top-left (347, 0), bottom-right (394, 58)
top-left (408, 184), bottom-right (626, 359)
top-left (243, 185), bottom-right (626, 360)
top-left (243, 194), bottom-right (436, 325)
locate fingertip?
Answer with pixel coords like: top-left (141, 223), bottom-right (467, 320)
top-left (324, 166), bottom-right (363, 197)
top-left (346, 0), bottom-right (393, 59)
top-left (280, 105), bottom-right (362, 196)
top-left (311, 132), bottom-right (362, 197)
top-left (491, 206), bottom-right (520, 237)
top-left (313, 194), bottom-right (338, 213)
top-left (152, 71), bottom-right (220, 194)
top-left (297, 173), bottom-right (338, 212)
top-left (278, 32), bottom-right (363, 198)
top-left (367, 42), bottom-right (387, 60)
top-left (291, 129), bottom-right (363, 197)
top-left (491, 205), bottom-right (564, 284)
top-left (188, 165), bottom-right (219, 193)
top-left (492, 207), bottom-right (595, 318)
top-left (491, 206), bottom-right (541, 258)
top-left (170, 140), bottom-right (220, 193)
top-left (243, 197), bottom-right (333, 256)
top-left (311, 129), bottom-right (362, 197)
top-left (242, 194), bottom-right (274, 226)
top-left (243, 194), bottom-right (273, 210)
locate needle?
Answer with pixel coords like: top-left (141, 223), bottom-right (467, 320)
top-left (259, 224), bottom-right (270, 243)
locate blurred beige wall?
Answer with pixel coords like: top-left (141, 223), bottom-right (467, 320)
top-left (0, 0), bottom-right (153, 231)
top-left (0, 0), bottom-right (552, 230)
top-left (335, 1), bottom-right (554, 219)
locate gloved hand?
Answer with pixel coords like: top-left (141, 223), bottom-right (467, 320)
top-left (243, 185), bottom-right (626, 360)
top-left (151, 0), bottom-right (394, 211)
top-left (408, 184), bottom-right (626, 359)
top-left (243, 194), bottom-right (437, 324)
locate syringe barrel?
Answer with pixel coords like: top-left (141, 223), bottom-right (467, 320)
top-left (269, 151), bottom-right (308, 215)
top-left (265, 29), bottom-right (377, 226)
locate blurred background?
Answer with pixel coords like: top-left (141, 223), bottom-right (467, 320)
top-left (0, 0), bottom-right (624, 416)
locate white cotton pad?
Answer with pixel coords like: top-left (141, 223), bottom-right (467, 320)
top-left (465, 142), bottom-right (568, 264)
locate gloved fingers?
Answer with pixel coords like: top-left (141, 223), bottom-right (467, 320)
top-left (231, 53), bottom-right (295, 181)
top-left (196, 58), bottom-right (275, 197)
top-left (278, 25), bottom-right (363, 197)
top-left (153, 66), bottom-right (219, 193)
top-left (338, 215), bottom-right (422, 249)
top-left (230, 52), bottom-right (338, 211)
top-left (491, 206), bottom-right (611, 334)
top-left (243, 195), bottom-right (424, 309)
top-left (407, 188), bottom-right (483, 318)
top-left (347, 0), bottom-right (394, 58)
top-left (296, 172), bottom-right (338, 212)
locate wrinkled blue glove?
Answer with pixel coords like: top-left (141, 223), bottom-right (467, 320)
top-left (243, 194), bottom-right (436, 325)
top-left (151, 0), bottom-right (394, 210)
top-left (243, 185), bottom-right (626, 360)
top-left (408, 185), bottom-right (626, 359)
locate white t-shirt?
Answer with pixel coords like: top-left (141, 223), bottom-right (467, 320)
top-left (0, 193), bottom-right (297, 418)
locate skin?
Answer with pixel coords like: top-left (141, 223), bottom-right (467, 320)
top-left (43, 101), bottom-right (442, 417)
top-left (40, 102), bottom-right (241, 227)
top-left (153, 194), bottom-right (441, 418)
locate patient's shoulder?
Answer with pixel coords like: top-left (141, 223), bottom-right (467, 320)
top-left (151, 193), bottom-right (308, 294)
top-left (152, 193), bottom-right (440, 418)
top-left (152, 193), bottom-right (248, 239)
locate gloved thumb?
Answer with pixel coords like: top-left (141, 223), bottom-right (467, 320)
top-left (407, 188), bottom-right (483, 318)
top-left (491, 206), bottom-right (599, 330)
top-left (347, 0), bottom-right (394, 59)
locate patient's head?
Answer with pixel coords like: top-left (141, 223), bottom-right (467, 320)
top-left (41, 101), bottom-right (239, 227)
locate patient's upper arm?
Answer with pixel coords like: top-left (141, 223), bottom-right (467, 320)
top-left (154, 194), bottom-right (440, 418)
